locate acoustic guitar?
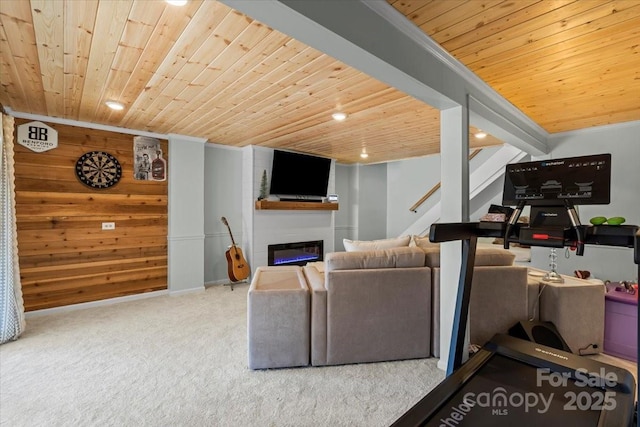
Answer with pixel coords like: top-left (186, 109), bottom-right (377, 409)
top-left (221, 216), bottom-right (250, 282)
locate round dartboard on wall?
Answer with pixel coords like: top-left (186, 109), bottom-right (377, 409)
top-left (75, 151), bottom-right (122, 189)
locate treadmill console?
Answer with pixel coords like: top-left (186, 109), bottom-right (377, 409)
top-left (502, 153), bottom-right (611, 206)
top-left (501, 153), bottom-right (613, 255)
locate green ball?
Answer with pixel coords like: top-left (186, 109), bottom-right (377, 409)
top-left (607, 216), bottom-right (626, 225)
top-left (589, 216), bottom-right (607, 225)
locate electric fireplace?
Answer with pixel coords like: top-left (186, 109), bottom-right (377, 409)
top-left (268, 240), bottom-right (324, 266)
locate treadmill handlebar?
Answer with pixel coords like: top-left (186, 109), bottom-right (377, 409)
top-left (504, 201), bottom-right (525, 250)
top-left (430, 222), bottom-right (638, 251)
top-left (429, 222), bottom-right (483, 243)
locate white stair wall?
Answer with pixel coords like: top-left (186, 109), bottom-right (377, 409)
top-left (401, 145), bottom-right (528, 237)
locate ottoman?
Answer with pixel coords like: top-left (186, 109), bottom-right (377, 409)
top-left (538, 276), bottom-right (605, 355)
top-left (247, 266), bottom-right (310, 369)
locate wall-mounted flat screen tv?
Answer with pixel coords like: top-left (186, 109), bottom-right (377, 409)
top-left (269, 150), bottom-right (331, 198)
top-left (502, 153), bottom-right (611, 206)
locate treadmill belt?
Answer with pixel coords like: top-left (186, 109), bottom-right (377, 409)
top-left (424, 354), bottom-right (602, 427)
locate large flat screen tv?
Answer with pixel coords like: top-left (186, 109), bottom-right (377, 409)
top-left (269, 150), bottom-right (331, 198)
top-left (502, 153), bottom-right (611, 206)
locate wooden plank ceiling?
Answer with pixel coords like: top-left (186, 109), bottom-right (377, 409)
top-left (390, 0), bottom-right (640, 134)
top-left (1, 1), bottom-right (638, 164)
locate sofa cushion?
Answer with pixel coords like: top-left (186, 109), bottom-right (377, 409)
top-left (411, 234), bottom-right (439, 249)
top-left (421, 245), bottom-right (515, 268)
top-left (343, 235), bottom-right (411, 252)
top-left (306, 261), bottom-right (325, 273)
top-left (324, 267), bottom-right (431, 365)
top-left (325, 247), bottom-right (425, 271)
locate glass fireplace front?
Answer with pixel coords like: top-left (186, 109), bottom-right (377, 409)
top-left (268, 240), bottom-right (324, 266)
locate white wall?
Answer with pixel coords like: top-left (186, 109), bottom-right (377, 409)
top-left (385, 145), bottom-right (507, 238)
top-left (386, 154), bottom-right (440, 238)
top-left (204, 145), bottom-right (244, 285)
top-left (334, 163), bottom-right (358, 251)
top-left (202, 122), bottom-right (639, 289)
top-left (528, 121), bottom-right (640, 281)
top-left (168, 135), bottom-right (206, 294)
top-left (357, 163), bottom-right (387, 241)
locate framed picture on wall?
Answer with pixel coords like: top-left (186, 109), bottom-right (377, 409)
top-left (133, 136), bottom-right (166, 181)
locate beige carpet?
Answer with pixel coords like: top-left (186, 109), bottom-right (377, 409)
top-left (0, 284), bottom-right (444, 427)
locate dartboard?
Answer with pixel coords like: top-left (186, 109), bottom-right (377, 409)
top-left (75, 151), bottom-right (122, 189)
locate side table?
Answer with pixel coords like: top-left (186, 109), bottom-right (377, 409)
top-left (528, 268), bottom-right (605, 355)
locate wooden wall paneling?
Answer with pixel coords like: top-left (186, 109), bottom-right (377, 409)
top-left (15, 177), bottom-right (168, 195)
top-left (15, 203), bottom-right (167, 217)
top-left (23, 274), bottom-right (168, 312)
top-left (17, 235), bottom-right (168, 257)
top-left (20, 245), bottom-right (168, 269)
top-left (13, 118), bottom-right (168, 311)
top-left (17, 225), bottom-right (168, 244)
top-left (21, 255), bottom-right (167, 281)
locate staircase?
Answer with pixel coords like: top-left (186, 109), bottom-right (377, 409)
top-left (401, 145), bottom-right (528, 237)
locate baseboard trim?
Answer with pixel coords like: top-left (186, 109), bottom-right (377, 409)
top-left (168, 286), bottom-right (205, 296)
top-left (205, 279), bottom-right (230, 287)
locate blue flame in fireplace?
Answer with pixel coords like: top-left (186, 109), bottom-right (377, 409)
top-left (268, 240), bottom-right (323, 266)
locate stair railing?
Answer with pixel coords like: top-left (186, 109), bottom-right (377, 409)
top-left (409, 149), bottom-right (482, 213)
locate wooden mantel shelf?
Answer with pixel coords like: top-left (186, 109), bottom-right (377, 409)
top-left (255, 200), bottom-right (339, 211)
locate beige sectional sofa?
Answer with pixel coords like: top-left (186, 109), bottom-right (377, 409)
top-left (247, 241), bottom-right (531, 369)
top-left (303, 247), bottom-right (431, 366)
top-left (420, 245), bottom-right (529, 356)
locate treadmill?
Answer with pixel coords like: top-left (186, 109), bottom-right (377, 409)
top-left (392, 154), bottom-right (638, 426)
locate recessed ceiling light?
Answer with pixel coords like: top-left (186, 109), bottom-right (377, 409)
top-left (360, 149), bottom-right (368, 159)
top-left (105, 101), bottom-right (124, 111)
top-left (474, 130), bottom-right (487, 139)
top-left (166, 0), bottom-right (188, 5)
top-left (332, 112), bottom-right (347, 121)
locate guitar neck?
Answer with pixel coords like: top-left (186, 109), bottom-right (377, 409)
top-left (222, 217), bottom-right (238, 247)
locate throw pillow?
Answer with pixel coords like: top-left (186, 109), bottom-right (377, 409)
top-left (343, 235), bottom-right (411, 252)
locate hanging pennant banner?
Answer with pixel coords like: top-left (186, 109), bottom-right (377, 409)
top-left (17, 121), bottom-right (58, 152)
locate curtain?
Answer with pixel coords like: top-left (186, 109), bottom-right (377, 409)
top-left (1, 112), bottom-right (25, 344)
